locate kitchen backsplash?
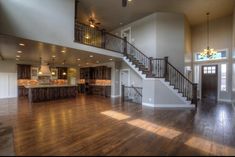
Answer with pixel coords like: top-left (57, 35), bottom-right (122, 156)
top-left (78, 79), bottom-right (111, 86)
top-left (18, 79), bottom-right (68, 86)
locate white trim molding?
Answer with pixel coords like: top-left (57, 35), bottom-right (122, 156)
top-left (218, 99), bottom-right (232, 103)
top-left (142, 103), bottom-right (195, 108)
top-left (111, 95), bottom-right (121, 98)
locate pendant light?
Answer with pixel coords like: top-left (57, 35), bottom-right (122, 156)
top-left (200, 12), bottom-right (217, 59)
top-left (51, 58), bottom-right (56, 76)
top-left (62, 60), bottom-right (67, 76)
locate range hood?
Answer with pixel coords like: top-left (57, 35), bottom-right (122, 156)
top-left (38, 61), bottom-right (51, 76)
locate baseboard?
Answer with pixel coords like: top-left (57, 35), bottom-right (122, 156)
top-left (142, 102), bottom-right (195, 108)
top-left (111, 95), bottom-right (121, 98)
top-left (218, 99), bottom-right (232, 103)
top-left (142, 102), bottom-right (155, 107)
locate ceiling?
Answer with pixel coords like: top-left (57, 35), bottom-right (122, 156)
top-left (78, 0), bottom-right (235, 31)
top-left (0, 34), bottom-right (119, 67)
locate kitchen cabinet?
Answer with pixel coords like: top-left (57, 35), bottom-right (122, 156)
top-left (89, 85), bottom-right (111, 97)
top-left (17, 64), bottom-right (31, 79)
top-left (80, 66), bottom-right (111, 80)
top-left (57, 67), bottom-right (68, 80)
top-left (18, 86), bottom-right (28, 97)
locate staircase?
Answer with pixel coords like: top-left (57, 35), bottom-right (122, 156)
top-left (74, 22), bottom-right (198, 108)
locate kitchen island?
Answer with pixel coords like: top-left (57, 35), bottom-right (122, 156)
top-left (25, 85), bottom-right (77, 103)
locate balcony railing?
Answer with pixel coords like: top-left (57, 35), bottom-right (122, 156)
top-left (75, 21), bottom-right (125, 54)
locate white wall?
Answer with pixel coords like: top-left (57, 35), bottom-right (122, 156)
top-left (232, 7), bottom-right (235, 103)
top-left (142, 79), bottom-right (186, 106)
top-left (113, 13), bottom-right (157, 58)
top-left (0, 0), bottom-right (122, 59)
top-left (155, 13), bottom-right (185, 72)
top-left (0, 60), bottom-right (17, 98)
top-left (120, 61), bottom-right (143, 87)
top-left (113, 12), bottom-right (186, 73)
top-left (192, 15), bottom-right (233, 101)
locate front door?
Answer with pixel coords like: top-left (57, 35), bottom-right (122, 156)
top-left (201, 65), bottom-right (218, 100)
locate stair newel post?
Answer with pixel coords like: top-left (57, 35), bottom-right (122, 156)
top-left (192, 83), bottom-right (198, 108)
top-left (101, 29), bottom-right (106, 49)
top-left (164, 57), bottom-right (169, 81)
top-left (121, 85), bottom-right (125, 103)
top-left (149, 57), bottom-right (153, 77)
top-left (123, 37), bottom-right (127, 56)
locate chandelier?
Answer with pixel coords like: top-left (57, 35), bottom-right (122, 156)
top-left (200, 12), bottom-right (217, 59)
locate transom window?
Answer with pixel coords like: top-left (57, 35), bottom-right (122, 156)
top-left (195, 50), bottom-right (227, 61)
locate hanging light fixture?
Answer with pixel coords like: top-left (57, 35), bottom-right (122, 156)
top-left (200, 12), bottom-right (217, 59)
top-left (62, 60), bottom-right (67, 76)
top-left (51, 58), bottom-right (56, 76)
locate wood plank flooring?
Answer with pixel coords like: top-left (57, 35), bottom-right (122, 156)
top-left (0, 95), bottom-right (235, 156)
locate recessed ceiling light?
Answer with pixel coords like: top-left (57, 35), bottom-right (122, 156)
top-left (128, 0), bottom-right (132, 2)
top-left (89, 55), bottom-right (93, 58)
top-left (17, 51), bottom-right (22, 53)
top-left (16, 58), bottom-right (20, 61)
top-left (19, 43), bottom-right (25, 46)
top-left (52, 55), bottom-right (56, 58)
top-left (61, 50), bottom-right (66, 53)
top-left (16, 55), bottom-right (21, 58)
top-left (109, 58), bottom-right (113, 61)
top-left (77, 58), bottom-right (81, 61)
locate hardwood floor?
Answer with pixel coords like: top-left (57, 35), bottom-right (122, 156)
top-left (0, 95), bottom-right (235, 156)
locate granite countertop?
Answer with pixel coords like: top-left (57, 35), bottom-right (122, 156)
top-left (88, 84), bottom-right (111, 87)
top-left (24, 84), bottom-right (77, 89)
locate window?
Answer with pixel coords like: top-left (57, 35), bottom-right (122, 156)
top-left (195, 50), bottom-right (227, 61)
top-left (221, 64), bottom-right (227, 91)
top-left (203, 66), bottom-right (216, 74)
top-left (194, 65), bottom-right (199, 83)
top-left (233, 63), bottom-right (235, 91)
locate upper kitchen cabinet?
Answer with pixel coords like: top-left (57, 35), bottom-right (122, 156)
top-left (57, 67), bottom-right (68, 80)
top-left (17, 64), bottom-right (31, 79)
top-left (80, 66), bottom-right (111, 80)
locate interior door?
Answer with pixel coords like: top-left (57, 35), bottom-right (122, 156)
top-left (201, 65), bottom-right (218, 100)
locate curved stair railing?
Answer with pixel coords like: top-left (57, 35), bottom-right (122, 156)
top-left (74, 21), bottom-right (198, 107)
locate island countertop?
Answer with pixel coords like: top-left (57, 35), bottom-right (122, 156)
top-left (24, 84), bottom-right (77, 89)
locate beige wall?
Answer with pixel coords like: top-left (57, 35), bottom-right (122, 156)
top-left (192, 15), bottom-right (233, 101)
top-left (184, 18), bottom-right (192, 66)
top-left (192, 15), bottom-right (233, 53)
top-left (232, 7), bottom-right (235, 103)
top-left (0, 60), bottom-right (17, 73)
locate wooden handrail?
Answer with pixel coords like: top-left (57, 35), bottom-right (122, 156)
top-left (167, 62), bottom-right (193, 85)
top-left (126, 40), bottom-right (150, 59)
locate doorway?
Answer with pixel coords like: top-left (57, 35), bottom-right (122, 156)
top-left (120, 69), bottom-right (130, 95)
top-left (121, 27), bottom-right (131, 43)
top-left (201, 65), bottom-right (218, 100)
